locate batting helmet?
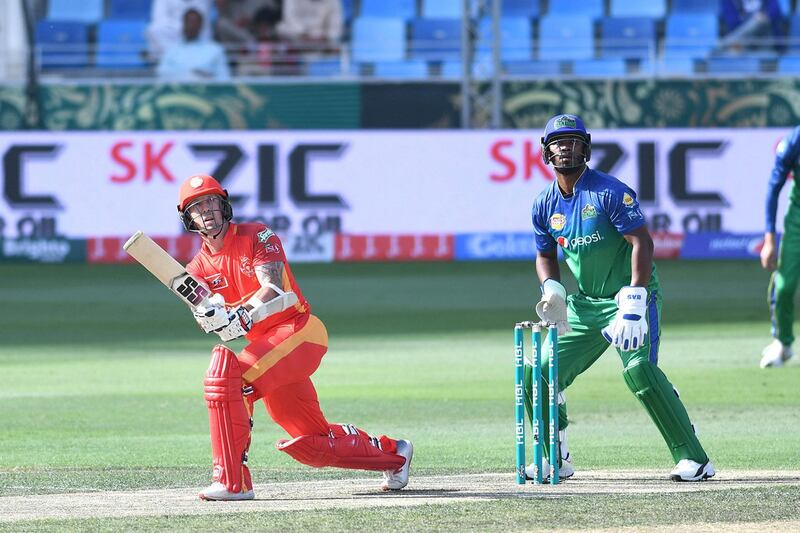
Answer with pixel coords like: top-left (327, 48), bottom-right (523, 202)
top-left (541, 114), bottom-right (591, 169)
top-left (177, 174), bottom-right (233, 233)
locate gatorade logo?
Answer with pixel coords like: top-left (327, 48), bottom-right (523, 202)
top-left (557, 230), bottom-right (604, 249)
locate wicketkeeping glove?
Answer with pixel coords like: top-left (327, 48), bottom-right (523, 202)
top-left (602, 286), bottom-right (648, 352)
top-left (535, 279), bottom-right (572, 335)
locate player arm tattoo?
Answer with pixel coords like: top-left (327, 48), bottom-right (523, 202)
top-left (245, 261), bottom-right (284, 309)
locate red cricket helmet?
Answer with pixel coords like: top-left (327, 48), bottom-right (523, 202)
top-left (177, 174), bottom-right (233, 233)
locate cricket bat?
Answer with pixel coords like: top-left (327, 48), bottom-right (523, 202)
top-left (124, 231), bottom-right (212, 310)
top-left (123, 231), bottom-right (298, 320)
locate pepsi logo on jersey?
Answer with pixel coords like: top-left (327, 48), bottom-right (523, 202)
top-left (556, 231), bottom-right (604, 249)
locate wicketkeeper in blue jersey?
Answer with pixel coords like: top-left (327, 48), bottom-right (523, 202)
top-left (523, 113), bottom-right (715, 482)
top-left (759, 129), bottom-right (800, 368)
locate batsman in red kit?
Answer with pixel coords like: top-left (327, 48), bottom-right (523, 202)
top-left (176, 174), bottom-right (413, 501)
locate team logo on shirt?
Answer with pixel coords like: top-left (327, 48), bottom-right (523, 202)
top-left (264, 242), bottom-right (280, 254)
top-left (550, 213), bottom-right (566, 230)
top-left (257, 228), bottom-right (274, 243)
top-left (204, 273), bottom-right (229, 290)
top-left (240, 256), bottom-right (255, 277)
top-left (623, 193), bottom-right (634, 206)
top-left (581, 204), bottom-right (597, 220)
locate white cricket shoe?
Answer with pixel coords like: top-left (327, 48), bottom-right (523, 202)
top-left (525, 452), bottom-right (574, 482)
top-left (198, 482), bottom-right (254, 501)
top-left (670, 459), bottom-right (716, 482)
top-left (760, 340), bottom-right (793, 368)
top-left (381, 439), bottom-right (413, 491)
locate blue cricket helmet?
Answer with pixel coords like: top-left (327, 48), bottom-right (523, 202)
top-left (540, 113), bottom-right (592, 168)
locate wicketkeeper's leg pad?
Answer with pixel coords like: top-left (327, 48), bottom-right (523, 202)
top-left (276, 424), bottom-right (406, 471)
top-left (205, 344), bottom-right (254, 494)
top-left (622, 361), bottom-right (707, 464)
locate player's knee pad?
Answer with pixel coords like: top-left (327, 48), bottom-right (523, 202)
top-left (276, 424), bottom-right (405, 472)
top-left (204, 345), bottom-right (253, 493)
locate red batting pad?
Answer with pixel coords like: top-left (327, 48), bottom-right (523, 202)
top-left (204, 345), bottom-right (253, 493)
top-left (276, 434), bottom-right (405, 471)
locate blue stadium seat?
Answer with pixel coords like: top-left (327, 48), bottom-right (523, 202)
top-left (108, 0), bottom-right (152, 20)
top-left (600, 17), bottom-right (656, 60)
top-left (47, 0), bottom-right (104, 22)
top-left (410, 18), bottom-right (461, 61)
top-left (306, 58), bottom-right (352, 76)
top-left (670, 0), bottom-right (719, 13)
top-left (705, 55), bottom-right (762, 74)
top-left (789, 15), bottom-right (800, 53)
top-left (655, 57), bottom-right (697, 75)
top-left (609, 0), bottom-right (666, 18)
top-left (372, 60), bottom-right (429, 78)
top-left (477, 17), bottom-right (533, 61)
top-left (360, 0), bottom-right (416, 19)
top-left (538, 15), bottom-right (594, 60)
top-left (439, 60), bottom-right (492, 78)
top-left (501, 0), bottom-right (542, 18)
top-left (777, 56), bottom-right (800, 73)
top-left (572, 58), bottom-right (627, 75)
top-left (547, 0), bottom-right (604, 18)
top-left (503, 59), bottom-right (562, 75)
top-left (663, 14), bottom-right (719, 58)
top-left (96, 20), bottom-right (148, 69)
top-left (35, 21), bottom-right (90, 69)
top-left (421, 0), bottom-right (462, 18)
top-left (352, 18), bottom-right (406, 62)
top-left (341, 0), bottom-right (355, 21)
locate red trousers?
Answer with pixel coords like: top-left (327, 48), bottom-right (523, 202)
top-left (237, 313), bottom-right (397, 453)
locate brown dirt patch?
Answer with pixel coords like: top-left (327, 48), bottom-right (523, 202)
top-left (1, 470), bottom-right (798, 524)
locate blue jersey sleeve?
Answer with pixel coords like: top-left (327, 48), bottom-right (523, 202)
top-left (766, 128), bottom-right (800, 233)
top-left (601, 184), bottom-right (646, 235)
top-left (532, 197), bottom-right (557, 251)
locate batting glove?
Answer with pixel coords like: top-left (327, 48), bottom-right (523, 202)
top-left (193, 293), bottom-right (229, 333)
top-left (215, 307), bottom-right (253, 341)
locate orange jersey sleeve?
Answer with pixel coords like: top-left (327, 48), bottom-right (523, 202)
top-left (186, 223), bottom-right (309, 338)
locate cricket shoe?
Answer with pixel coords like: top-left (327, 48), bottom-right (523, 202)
top-left (670, 459), bottom-right (716, 482)
top-left (525, 452), bottom-right (574, 482)
top-left (760, 340), bottom-right (793, 368)
top-left (198, 482), bottom-right (254, 501)
top-left (381, 439), bottom-right (413, 491)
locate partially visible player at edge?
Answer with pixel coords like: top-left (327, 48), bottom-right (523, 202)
top-left (526, 114), bottom-right (715, 482)
top-left (177, 174), bottom-right (413, 501)
top-left (759, 128), bottom-right (800, 368)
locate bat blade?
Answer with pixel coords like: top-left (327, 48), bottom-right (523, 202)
top-left (124, 231), bottom-right (210, 310)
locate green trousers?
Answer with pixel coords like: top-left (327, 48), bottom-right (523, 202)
top-left (770, 202), bottom-right (800, 346)
top-left (524, 290), bottom-right (708, 464)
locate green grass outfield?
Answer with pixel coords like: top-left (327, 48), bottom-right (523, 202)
top-left (1, 260), bottom-right (799, 531)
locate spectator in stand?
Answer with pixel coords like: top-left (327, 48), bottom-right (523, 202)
top-left (718, 0), bottom-right (784, 54)
top-left (214, 0), bottom-right (282, 52)
top-left (237, 7), bottom-right (298, 76)
top-left (147, 0), bottom-right (212, 59)
top-left (277, 0), bottom-right (342, 53)
top-left (157, 8), bottom-right (231, 81)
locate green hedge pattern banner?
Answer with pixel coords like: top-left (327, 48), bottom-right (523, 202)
top-left (0, 83), bottom-right (360, 130)
top-left (3, 79), bottom-right (800, 130)
top-left (504, 79), bottom-right (800, 129)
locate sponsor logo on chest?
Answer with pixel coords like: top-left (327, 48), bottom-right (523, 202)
top-left (557, 230), bottom-right (604, 249)
top-left (204, 272), bottom-right (229, 290)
